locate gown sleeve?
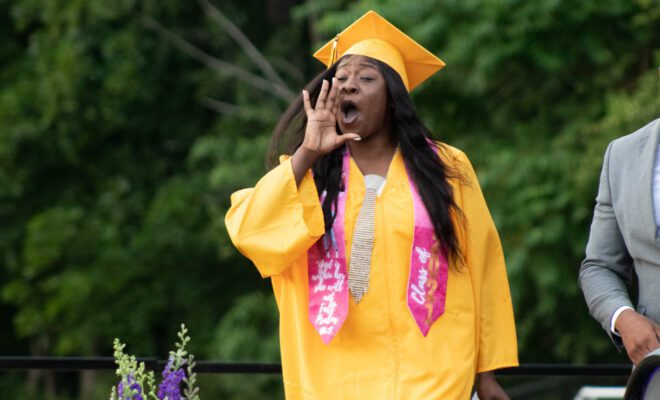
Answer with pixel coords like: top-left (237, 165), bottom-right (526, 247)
top-left (224, 157), bottom-right (325, 277)
top-left (454, 150), bottom-right (519, 373)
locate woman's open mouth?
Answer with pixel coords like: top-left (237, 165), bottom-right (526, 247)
top-left (340, 100), bottom-right (360, 125)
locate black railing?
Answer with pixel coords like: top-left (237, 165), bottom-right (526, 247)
top-left (0, 357), bottom-right (282, 374)
top-left (0, 357), bottom-right (632, 376)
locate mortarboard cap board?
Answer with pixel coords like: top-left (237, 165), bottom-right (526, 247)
top-left (313, 10), bottom-right (445, 91)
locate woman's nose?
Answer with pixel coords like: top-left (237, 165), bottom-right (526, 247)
top-left (339, 78), bottom-right (358, 94)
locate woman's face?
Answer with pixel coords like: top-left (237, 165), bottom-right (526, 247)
top-left (334, 55), bottom-right (390, 141)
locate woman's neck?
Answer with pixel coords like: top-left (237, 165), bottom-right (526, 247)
top-left (348, 134), bottom-right (397, 176)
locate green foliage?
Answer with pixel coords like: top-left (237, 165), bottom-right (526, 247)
top-left (209, 292), bottom-right (281, 400)
top-left (112, 338), bottom-right (156, 400)
top-left (211, 292), bottom-right (280, 362)
top-left (111, 324), bottom-right (199, 400)
top-left (1, 0), bottom-right (659, 397)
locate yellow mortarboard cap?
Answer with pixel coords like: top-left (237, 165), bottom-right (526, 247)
top-left (313, 10), bottom-right (445, 91)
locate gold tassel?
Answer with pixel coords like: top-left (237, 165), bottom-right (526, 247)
top-left (328, 35), bottom-right (339, 68)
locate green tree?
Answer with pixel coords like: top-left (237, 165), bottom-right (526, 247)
top-left (1, 0), bottom-right (659, 398)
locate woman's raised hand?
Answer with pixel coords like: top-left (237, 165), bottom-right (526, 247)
top-left (301, 78), bottom-right (360, 156)
top-left (291, 78), bottom-right (360, 186)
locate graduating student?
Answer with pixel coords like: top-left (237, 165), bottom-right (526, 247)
top-left (226, 11), bottom-right (518, 399)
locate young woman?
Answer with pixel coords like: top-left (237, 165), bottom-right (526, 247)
top-left (225, 11), bottom-right (518, 400)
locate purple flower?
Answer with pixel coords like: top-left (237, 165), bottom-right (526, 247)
top-left (117, 374), bottom-right (144, 400)
top-left (157, 357), bottom-right (186, 400)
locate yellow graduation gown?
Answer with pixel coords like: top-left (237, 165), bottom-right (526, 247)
top-left (225, 144), bottom-right (518, 399)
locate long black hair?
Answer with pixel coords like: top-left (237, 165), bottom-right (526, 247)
top-left (267, 55), bottom-right (465, 265)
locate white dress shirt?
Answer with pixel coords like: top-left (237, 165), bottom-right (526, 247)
top-left (654, 144), bottom-right (660, 236)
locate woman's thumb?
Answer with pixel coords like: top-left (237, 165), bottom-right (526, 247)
top-left (339, 133), bottom-right (361, 144)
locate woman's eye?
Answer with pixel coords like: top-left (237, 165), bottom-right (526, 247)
top-left (360, 76), bottom-right (374, 82)
top-left (335, 77), bottom-right (347, 82)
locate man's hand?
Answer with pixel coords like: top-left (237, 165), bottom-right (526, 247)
top-left (615, 309), bottom-right (660, 365)
top-left (475, 371), bottom-right (510, 400)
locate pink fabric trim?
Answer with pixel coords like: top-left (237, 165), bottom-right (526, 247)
top-left (308, 146), bottom-right (448, 343)
top-left (405, 175), bottom-right (448, 336)
top-left (306, 152), bottom-right (350, 344)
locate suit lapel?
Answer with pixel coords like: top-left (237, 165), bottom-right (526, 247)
top-left (636, 121), bottom-right (660, 245)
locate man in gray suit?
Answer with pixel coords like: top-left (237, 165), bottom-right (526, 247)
top-left (580, 118), bottom-right (660, 365)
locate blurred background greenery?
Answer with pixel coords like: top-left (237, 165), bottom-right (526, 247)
top-left (0, 0), bottom-right (658, 398)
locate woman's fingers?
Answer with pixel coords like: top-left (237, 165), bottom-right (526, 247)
top-left (325, 78), bottom-right (338, 112)
top-left (303, 79), bottom-right (339, 119)
top-left (336, 133), bottom-right (361, 146)
top-left (316, 79), bottom-right (329, 110)
top-left (302, 90), bottom-right (312, 117)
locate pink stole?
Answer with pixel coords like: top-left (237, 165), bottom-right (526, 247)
top-left (307, 149), bottom-right (448, 344)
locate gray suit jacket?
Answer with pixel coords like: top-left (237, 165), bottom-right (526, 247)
top-left (579, 118), bottom-right (660, 347)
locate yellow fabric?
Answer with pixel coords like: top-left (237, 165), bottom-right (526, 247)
top-left (313, 10), bottom-right (446, 92)
top-left (225, 144), bottom-right (518, 399)
top-left (344, 39), bottom-right (409, 90)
